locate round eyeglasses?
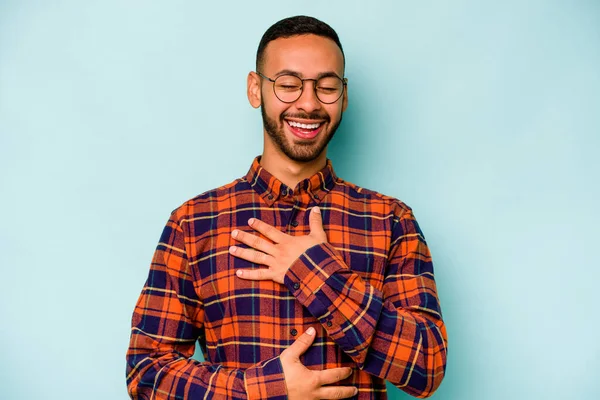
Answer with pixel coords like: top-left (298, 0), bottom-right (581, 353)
top-left (256, 72), bottom-right (347, 104)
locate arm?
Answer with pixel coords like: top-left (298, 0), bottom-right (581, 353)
top-left (283, 207), bottom-right (447, 398)
top-left (126, 216), bottom-right (287, 400)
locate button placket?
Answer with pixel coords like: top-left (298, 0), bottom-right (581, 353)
top-left (286, 201), bottom-right (303, 232)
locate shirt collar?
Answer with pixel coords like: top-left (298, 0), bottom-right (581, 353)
top-left (245, 156), bottom-right (337, 206)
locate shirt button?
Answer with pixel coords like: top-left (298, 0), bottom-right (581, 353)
top-left (293, 283), bottom-right (300, 290)
top-left (290, 220), bottom-right (299, 227)
top-left (290, 328), bottom-right (298, 336)
top-left (267, 194), bottom-right (274, 200)
top-left (314, 194), bottom-right (320, 200)
top-left (326, 321), bottom-right (333, 327)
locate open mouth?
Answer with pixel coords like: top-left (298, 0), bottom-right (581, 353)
top-left (285, 119), bottom-right (325, 139)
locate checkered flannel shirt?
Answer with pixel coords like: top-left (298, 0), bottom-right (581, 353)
top-left (126, 157), bottom-right (447, 399)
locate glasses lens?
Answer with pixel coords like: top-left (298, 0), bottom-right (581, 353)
top-left (316, 76), bottom-right (344, 103)
top-left (274, 75), bottom-right (303, 103)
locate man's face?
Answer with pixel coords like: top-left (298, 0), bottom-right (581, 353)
top-left (255, 34), bottom-right (347, 163)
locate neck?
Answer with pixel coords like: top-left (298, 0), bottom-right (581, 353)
top-left (260, 138), bottom-right (327, 190)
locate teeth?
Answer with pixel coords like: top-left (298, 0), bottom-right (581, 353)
top-left (288, 120), bottom-right (321, 129)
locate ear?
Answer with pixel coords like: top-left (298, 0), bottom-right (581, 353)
top-left (247, 71), bottom-right (262, 109)
top-left (342, 80), bottom-right (348, 112)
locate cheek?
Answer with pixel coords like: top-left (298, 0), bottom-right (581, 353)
top-left (265, 103), bottom-right (291, 122)
top-left (325, 104), bottom-right (343, 121)
top-left (261, 92), bottom-right (281, 112)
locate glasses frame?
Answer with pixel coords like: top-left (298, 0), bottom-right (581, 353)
top-left (256, 71), bottom-right (348, 104)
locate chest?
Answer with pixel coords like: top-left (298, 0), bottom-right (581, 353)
top-left (185, 203), bottom-right (391, 324)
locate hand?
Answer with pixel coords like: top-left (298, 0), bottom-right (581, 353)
top-left (229, 206), bottom-right (327, 284)
top-left (281, 327), bottom-right (357, 399)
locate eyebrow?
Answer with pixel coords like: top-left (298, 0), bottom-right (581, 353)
top-left (273, 69), bottom-right (343, 80)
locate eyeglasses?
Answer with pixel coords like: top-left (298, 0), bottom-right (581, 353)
top-left (256, 71), bottom-right (347, 104)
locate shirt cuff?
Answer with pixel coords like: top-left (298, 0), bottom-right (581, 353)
top-left (244, 356), bottom-right (287, 400)
top-left (284, 242), bottom-right (349, 321)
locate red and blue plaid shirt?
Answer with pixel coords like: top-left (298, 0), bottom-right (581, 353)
top-left (126, 157), bottom-right (447, 399)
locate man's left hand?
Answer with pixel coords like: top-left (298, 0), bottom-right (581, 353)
top-left (229, 206), bottom-right (327, 284)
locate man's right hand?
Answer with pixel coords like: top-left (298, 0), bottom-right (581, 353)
top-left (280, 327), bottom-right (358, 399)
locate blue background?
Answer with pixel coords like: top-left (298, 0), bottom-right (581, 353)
top-left (1, 1), bottom-right (599, 399)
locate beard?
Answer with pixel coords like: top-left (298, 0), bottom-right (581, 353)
top-left (261, 101), bottom-right (342, 163)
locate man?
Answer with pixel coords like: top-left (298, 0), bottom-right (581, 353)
top-left (126, 16), bottom-right (447, 399)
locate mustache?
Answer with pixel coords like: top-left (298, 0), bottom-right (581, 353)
top-left (282, 112), bottom-right (330, 122)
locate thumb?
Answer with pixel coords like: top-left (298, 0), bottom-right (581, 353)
top-left (309, 207), bottom-right (327, 241)
top-left (285, 327), bottom-right (316, 358)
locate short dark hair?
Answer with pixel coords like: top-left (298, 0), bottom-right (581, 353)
top-left (256, 15), bottom-right (345, 71)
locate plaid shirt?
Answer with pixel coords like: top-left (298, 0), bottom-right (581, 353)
top-left (126, 157), bottom-right (447, 399)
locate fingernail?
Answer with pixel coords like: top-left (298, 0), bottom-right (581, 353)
top-left (236, 269), bottom-right (243, 277)
top-left (313, 206), bottom-right (321, 214)
top-left (353, 387), bottom-right (358, 395)
top-left (231, 230), bottom-right (238, 238)
top-left (248, 218), bottom-right (255, 226)
top-left (306, 327), bottom-right (315, 336)
top-left (229, 246), bottom-right (237, 254)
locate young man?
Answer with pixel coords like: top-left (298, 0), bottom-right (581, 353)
top-left (126, 16), bottom-right (447, 400)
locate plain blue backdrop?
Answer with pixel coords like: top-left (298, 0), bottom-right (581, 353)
top-left (1, 1), bottom-right (599, 399)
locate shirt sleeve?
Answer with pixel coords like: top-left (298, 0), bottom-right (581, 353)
top-left (283, 206), bottom-right (448, 398)
top-left (126, 215), bottom-right (287, 400)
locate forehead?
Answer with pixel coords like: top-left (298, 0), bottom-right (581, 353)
top-left (261, 34), bottom-right (344, 77)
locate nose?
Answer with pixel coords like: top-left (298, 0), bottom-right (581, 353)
top-left (294, 80), bottom-right (322, 113)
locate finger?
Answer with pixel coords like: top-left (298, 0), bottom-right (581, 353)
top-left (315, 367), bottom-right (353, 386)
top-left (235, 267), bottom-right (275, 281)
top-left (231, 229), bottom-right (275, 255)
top-left (248, 218), bottom-right (287, 243)
top-left (282, 327), bottom-right (315, 359)
top-left (315, 385), bottom-right (358, 399)
top-left (229, 246), bottom-right (273, 267)
top-left (309, 206), bottom-right (327, 242)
